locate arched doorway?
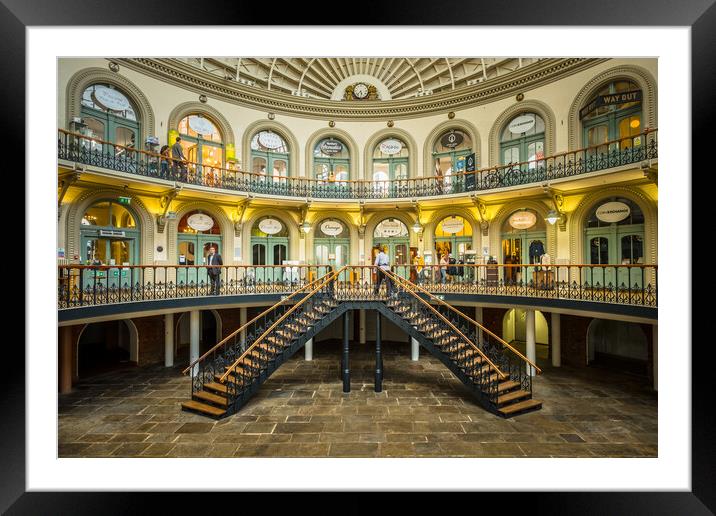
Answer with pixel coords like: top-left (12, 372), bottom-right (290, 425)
top-left (501, 208), bottom-right (547, 285)
top-left (177, 210), bottom-right (223, 286)
top-left (250, 130), bottom-right (290, 187)
top-left (176, 114), bottom-right (225, 185)
top-left (371, 137), bottom-right (409, 197)
top-left (77, 320), bottom-right (137, 378)
top-left (251, 215), bottom-right (289, 283)
top-left (432, 128), bottom-right (475, 194)
top-left (433, 216), bottom-right (473, 283)
top-left (79, 83), bottom-right (141, 158)
top-left (587, 319), bottom-right (648, 377)
top-left (175, 310), bottom-right (222, 359)
top-left (372, 218), bottom-right (414, 279)
top-left (314, 218), bottom-right (350, 280)
top-left (502, 309), bottom-right (549, 360)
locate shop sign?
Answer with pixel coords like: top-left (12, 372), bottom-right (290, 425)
top-left (465, 153), bottom-right (477, 191)
top-left (258, 131), bottom-right (284, 150)
top-left (99, 230), bottom-right (126, 237)
top-left (595, 201), bottom-right (631, 223)
top-left (440, 131), bottom-right (463, 148)
top-left (57, 248), bottom-right (65, 258)
top-left (258, 218), bottom-right (283, 235)
top-left (379, 139), bottom-right (403, 155)
top-left (376, 219), bottom-right (405, 237)
top-left (441, 217), bottom-right (464, 234)
top-left (320, 220), bottom-right (344, 236)
top-left (508, 114), bottom-right (536, 134)
top-left (320, 140), bottom-right (343, 155)
top-left (92, 85), bottom-right (131, 111)
top-left (188, 115), bottom-right (217, 136)
top-left (187, 213), bottom-right (214, 231)
top-left (509, 210), bottom-right (537, 230)
top-left (579, 90), bottom-right (642, 119)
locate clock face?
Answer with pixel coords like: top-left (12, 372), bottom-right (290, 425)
top-left (353, 83), bottom-right (369, 99)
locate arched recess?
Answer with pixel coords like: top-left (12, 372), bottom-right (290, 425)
top-left (64, 188), bottom-right (155, 264)
top-left (167, 102), bottom-right (236, 148)
top-left (305, 210), bottom-right (360, 264)
top-left (65, 67), bottom-right (156, 144)
top-left (241, 208), bottom-right (301, 265)
top-left (74, 319), bottom-right (138, 376)
top-left (422, 118), bottom-right (482, 179)
top-left (173, 310), bottom-right (221, 354)
top-left (586, 319), bottom-right (649, 375)
top-left (167, 201), bottom-right (235, 266)
top-left (488, 100), bottom-right (557, 167)
top-left (568, 186), bottom-right (657, 268)
top-left (305, 128), bottom-right (361, 180)
top-left (241, 119), bottom-right (300, 177)
top-left (423, 206), bottom-right (480, 258)
top-left (567, 64), bottom-right (657, 151)
top-left (363, 127), bottom-right (419, 180)
top-left (364, 210), bottom-right (420, 254)
top-left (489, 199), bottom-right (556, 261)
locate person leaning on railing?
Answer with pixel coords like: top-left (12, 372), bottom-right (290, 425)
top-left (159, 145), bottom-right (171, 179)
top-left (171, 136), bottom-right (188, 181)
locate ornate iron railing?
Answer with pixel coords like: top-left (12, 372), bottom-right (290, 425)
top-left (58, 128), bottom-right (657, 200)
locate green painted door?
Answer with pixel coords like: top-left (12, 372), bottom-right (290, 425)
top-left (374, 238), bottom-right (410, 278)
top-left (585, 225), bottom-right (644, 288)
top-left (251, 237), bottom-right (289, 283)
top-left (177, 235), bottom-right (222, 287)
top-left (80, 234), bottom-right (138, 289)
top-left (315, 239), bottom-right (350, 281)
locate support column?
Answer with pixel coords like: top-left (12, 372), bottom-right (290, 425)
top-left (164, 313), bottom-right (174, 367)
top-left (359, 309), bottom-right (366, 344)
top-left (189, 310), bottom-right (200, 377)
top-left (239, 307), bottom-right (247, 351)
top-left (475, 306), bottom-right (484, 345)
top-left (411, 337), bottom-right (420, 361)
top-left (525, 309), bottom-right (536, 377)
top-left (305, 338), bottom-right (313, 361)
top-left (653, 324), bottom-right (658, 391)
top-left (59, 325), bottom-right (73, 394)
top-left (551, 312), bottom-right (561, 367)
top-left (342, 311), bottom-right (350, 392)
top-left (375, 312), bottom-right (383, 392)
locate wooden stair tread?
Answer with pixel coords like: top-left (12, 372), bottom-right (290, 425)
top-left (497, 380), bottom-right (521, 393)
top-left (181, 400), bottom-right (226, 417)
top-left (204, 382), bottom-right (228, 394)
top-left (497, 389), bottom-right (531, 405)
top-left (498, 398), bottom-right (542, 415)
top-left (194, 390), bottom-right (228, 406)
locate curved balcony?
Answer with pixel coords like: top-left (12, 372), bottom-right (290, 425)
top-left (58, 128), bottom-right (658, 200)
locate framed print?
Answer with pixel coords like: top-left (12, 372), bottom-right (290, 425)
top-left (4, 0), bottom-right (711, 512)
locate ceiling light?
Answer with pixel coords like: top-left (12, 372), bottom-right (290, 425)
top-left (545, 210), bottom-right (560, 225)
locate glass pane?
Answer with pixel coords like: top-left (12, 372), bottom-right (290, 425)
top-left (83, 201), bottom-right (111, 226)
top-left (587, 125), bottom-right (609, 147)
top-left (394, 244), bottom-right (408, 265)
top-left (503, 147), bottom-right (519, 165)
top-left (527, 141), bottom-right (544, 169)
top-left (179, 241), bottom-right (195, 265)
top-left (253, 157), bottom-right (267, 176)
top-left (201, 145), bottom-right (222, 169)
top-left (314, 162), bottom-right (329, 181)
top-left (621, 235), bottom-right (643, 264)
top-left (272, 160), bottom-right (288, 181)
top-left (179, 115), bottom-right (222, 142)
top-left (335, 165), bottom-right (349, 182)
top-left (114, 127), bottom-right (136, 156)
top-left (85, 238), bottom-right (108, 264)
top-left (81, 85), bottom-right (137, 120)
top-left (315, 245), bottom-right (328, 264)
top-left (111, 203), bottom-right (136, 228)
top-left (84, 117), bottom-right (105, 141)
top-left (314, 138), bottom-right (350, 159)
top-left (590, 237), bottom-right (609, 264)
top-left (394, 163), bottom-right (408, 180)
top-left (109, 240), bottom-right (131, 265)
top-left (335, 245), bottom-right (345, 267)
top-left (273, 244), bottom-right (287, 265)
top-left (433, 129), bottom-right (472, 153)
top-left (252, 244), bottom-right (266, 265)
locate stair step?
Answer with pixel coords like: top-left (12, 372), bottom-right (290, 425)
top-left (181, 400), bottom-right (226, 417)
top-left (498, 398), bottom-right (542, 416)
top-left (204, 382), bottom-right (228, 394)
top-left (497, 380), bottom-right (521, 393)
top-left (194, 390), bottom-right (229, 407)
top-left (497, 389), bottom-right (531, 405)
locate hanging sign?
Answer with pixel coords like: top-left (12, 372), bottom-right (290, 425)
top-left (320, 220), bottom-right (344, 236)
top-left (595, 201), bottom-right (631, 223)
top-left (441, 217), bottom-right (464, 234)
top-left (188, 115), bottom-right (217, 136)
top-left (440, 131), bottom-right (463, 148)
top-left (376, 219), bottom-right (405, 237)
top-left (320, 140), bottom-right (343, 155)
top-left (579, 90), bottom-right (642, 119)
top-left (509, 210), bottom-right (537, 230)
top-left (258, 218), bottom-right (283, 235)
top-left (379, 139), bottom-right (403, 155)
top-left (99, 229), bottom-right (126, 237)
top-left (187, 213), bottom-right (214, 231)
top-left (258, 131), bottom-right (283, 150)
top-left (508, 114), bottom-right (536, 134)
top-left (465, 152), bottom-right (477, 191)
top-left (57, 248), bottom-right (65, 258)
top-left (92, 85), bottom-right (131, 112)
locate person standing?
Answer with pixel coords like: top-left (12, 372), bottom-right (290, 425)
top-left (440, 253), bottom-right (449, 284)
top-left (171, 136), bottom-right (187, 181)
top-left (374, 245), bottom-right (392, 297)
top-left (159, 145), bottom-right (171, 179)
top-left (206, 246), bottom-right (223, 295)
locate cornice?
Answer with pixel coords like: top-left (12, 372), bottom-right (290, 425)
top-left (116, 58), bottom-right (610, 121)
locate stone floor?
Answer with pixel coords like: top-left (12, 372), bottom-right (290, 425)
top-left (58, 341), bottom-right (658, 458)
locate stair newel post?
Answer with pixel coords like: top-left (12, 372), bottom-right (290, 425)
top-left (375, 311), bottom-right (383, 392)
top-left (342, 310), bottom-right (350, 393)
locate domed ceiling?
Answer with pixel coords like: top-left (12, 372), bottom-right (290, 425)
top-left (176, 58), bottom-right (544, 101)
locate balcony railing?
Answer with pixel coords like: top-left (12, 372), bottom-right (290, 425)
top-left (58, 128), bottom-right (657, 200)
top-left (58, 263), bottom-right (657, 310)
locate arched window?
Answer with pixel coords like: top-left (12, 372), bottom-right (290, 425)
top-left (500, 113), bottom-right (545, 169)
top-left (314, 218), bottom-right (350, 278)
top-left (250, 130), bottom-right (289, 184)
top-left (177, 114), bottom-right (225, 172)
top-left (500, 208), bottom-right (547, 285)
top-left (313, 137), bottom-right (350, 184)
top-left (434, 215), bottom-right (473, 265)
top-left (580, 80), bottom-right (643, 155)
top-left (80, 84), bottom-right (140, 156)
top-left (372, 138), bottom-right (409, 196)
top-left (250, 216), bottom-right (289, 272)
top-left (80, 200), bottom-right (140, 267)
top-left (373, 218), bottom-right (411, 269)
top-left (176, 210), bottom-right (222, 285)
top-left (432, 129), bottom-right (474, 194)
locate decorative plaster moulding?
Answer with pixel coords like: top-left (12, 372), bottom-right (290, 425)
top-left (117, 58), bottom-right (609, 121)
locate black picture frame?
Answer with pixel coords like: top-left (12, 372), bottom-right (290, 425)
top-left (5, 1), bottom-right (710, 512)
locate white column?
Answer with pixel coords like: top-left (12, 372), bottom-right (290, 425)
top-left (239, 307), bottom-right (247, 351)
top-left (653, 324), bottom-right (658, 391)
top-left (299, 235), bottom-right (306, 263)
top-left (189, 310), bottom-right (200, 377)
top-left (164, 313), bottom-right (174, 367)
top-left (359, 309), bottom-right (366, 344)
top-left (525, 309), bottom-right (536, 377)
top-left (411, 337), bottom-right (419, 361)
top-left (475, 306), bottom-right (483, 345)
top-left (551, 312), bottom-right (561, 367)
top-left (305, 338), bottom-right (313, 361)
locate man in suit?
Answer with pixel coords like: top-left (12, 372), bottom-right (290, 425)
top-left (206, 246), bottom-right (223, 295)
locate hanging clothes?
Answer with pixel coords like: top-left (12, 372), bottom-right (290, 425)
top-left (529, 240), bottom-right (545, 264)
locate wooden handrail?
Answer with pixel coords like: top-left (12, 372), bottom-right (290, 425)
top-left (381, 269), bottom-right (507, 380)
top-left (58, 264), bottom-right (338, 270)
top-left (181, 270), bottom-right (333, 375)
top-left (390, 272), bottom-right (542, 375)
top-left (218, 266), bottom-right (345, 383)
